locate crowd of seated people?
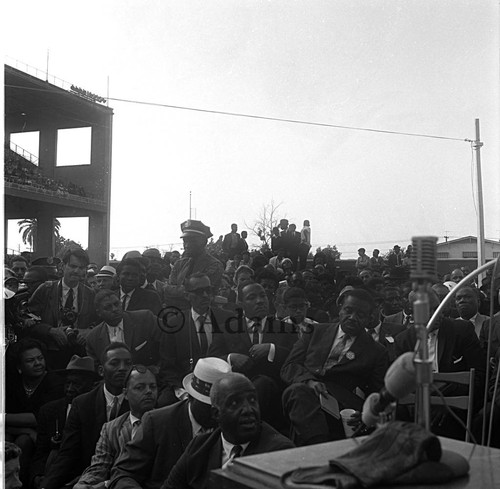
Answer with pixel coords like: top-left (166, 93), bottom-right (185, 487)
top-left (4, 150), bottom-right (87, 198)
top-left (3, 219), bottom-right (500, 489)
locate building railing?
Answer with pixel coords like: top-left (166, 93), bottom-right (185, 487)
top-left (9, 141), bottom-right (39, 165)
top-left (4, 180), bottom-right (106, 206)
top-left (5, 56), bottom-right (107, 105)
top-left (5, 55), bottom-right (73, 91)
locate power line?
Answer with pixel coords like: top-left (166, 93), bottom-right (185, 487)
top-left (6, 84), bottom-right (470, 142)
top-left (107, 95), bottom-right (469, 142)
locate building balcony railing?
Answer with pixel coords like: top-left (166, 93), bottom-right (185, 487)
top-left (4, 179), bottom-right (106, 206)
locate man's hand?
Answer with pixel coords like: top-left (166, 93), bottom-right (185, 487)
top-left (306, 380), bottom-right (328, 397)
top-left (48, 327), bottom-right (69, 347)
top-left (75, 334), bottom-right (86, 346)
top-left (230, 353), bottom-right (253, 372)
top-left (248, 343), bottom-right (271, 361)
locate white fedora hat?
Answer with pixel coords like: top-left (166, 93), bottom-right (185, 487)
top-left (96, 265), bottom-right (116, 278)
top-left (182, 357), bottom-right (231, 405)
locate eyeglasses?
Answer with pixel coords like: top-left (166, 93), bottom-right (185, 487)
top-left (123, 364), bottom-right (152, 387)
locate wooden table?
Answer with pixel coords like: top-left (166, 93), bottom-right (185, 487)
top-left (210, 437), bottom-right (500, 488)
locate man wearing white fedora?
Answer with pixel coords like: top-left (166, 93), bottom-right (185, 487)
top-left (166, 372), bottom-right (295, 489)
top-left (96, 266), bottom-right (117, 291)
top-left (109, 357), bottom-right (231, 489)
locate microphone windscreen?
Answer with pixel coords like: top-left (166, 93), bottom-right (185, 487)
top-left (385, 352), bottom-right (416, 399)
top-left (410, 236), bottom-right (437, 282)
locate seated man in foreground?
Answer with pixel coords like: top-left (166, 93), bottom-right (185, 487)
top-left (165, 372), bottom-right (294, 489)
top-left (281, 288), bottom-right (389, 446)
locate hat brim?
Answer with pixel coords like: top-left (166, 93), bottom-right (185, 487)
top-left (182, 373), bottom-right (211, 405)
top-left (55, 368), bottom-right (101, 380)
top-left (180, 230), bottom-right (208, 239)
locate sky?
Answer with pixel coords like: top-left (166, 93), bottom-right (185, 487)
top-left (4, 0), bottom-right (500, 259)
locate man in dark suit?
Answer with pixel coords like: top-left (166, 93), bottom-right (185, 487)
top-left (117, 258), bottom-right (161, 315)
top-left (40, 343), bottom-right (132, 489)
top-left (366, 288), bottom-right (406, 362)
top-left (394, 288), bottom-right (486, 439)
top-left (74, 366), bottom-right (158, 489)
top-left (165, 372), bottom-right (294, 489)
top-left (157, 273), bottom-right (233, 406)
top-left (109, 357), bottom-right (231, 489)
top-left (31, 356), bottom-right (100, 488)
top-left (208, 283), bottom-right (297, 427)
top-left (86, 289), bottom-right (161, 370)
top-left (222, 223), bottom-right (241, 260)
top-left (281, 289), bottom-right (389, 446)
top-left (28, 248), bottom-right (98, 368)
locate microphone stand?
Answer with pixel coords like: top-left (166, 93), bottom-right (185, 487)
top-left (412, 283), bottom-right (432, 431)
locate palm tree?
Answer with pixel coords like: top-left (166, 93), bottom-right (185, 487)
top-left (18, 218), bottom-right (61, 252)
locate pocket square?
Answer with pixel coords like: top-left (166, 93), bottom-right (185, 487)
top-left (452, 356), bottom-right (463, 364)
top-left (135, 341), bottom-right (147, 351)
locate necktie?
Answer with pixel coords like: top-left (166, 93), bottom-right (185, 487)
top-left (132, 419), bottom-right (141, 439)
top-left (65, 288), bottom-right (74, 310)
top-left (252, 322), bottom-right (260, 345)
top-left (231, 445), bottom-right (243, 460)
top-left (198, 317), bottom-right (208, 355)
top-left (146, 282), bottom-right (156, 291)
top-left (122, 294), bottom-right (128, 311)
top-left (367, 328), bottom-right (378, 341)
top-left (109, 396), bottom-right (119, 421)
top-left (323, 334), bottom-right (350, 372)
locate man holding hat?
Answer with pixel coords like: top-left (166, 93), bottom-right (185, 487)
top-left (163, 220), bottom-right (223, 309)
top-left (96, 266), bottom-right (117, 290)
top-left (31, 355), bottom-right (100, 488)
top-left (109, 357), bottom-right (230, 489)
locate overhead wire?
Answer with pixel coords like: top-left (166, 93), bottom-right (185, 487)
top-left (6, 84), bottom-right (472, 143)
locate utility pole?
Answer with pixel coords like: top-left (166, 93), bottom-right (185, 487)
top-left (473, 119), bottom-right (485, 279)
top-left (189, 191), bottom-right (192, 219)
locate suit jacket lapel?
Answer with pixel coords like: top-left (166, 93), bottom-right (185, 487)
top-left (317, 324), bottom-right (339, 365)
top-left (189, 316), bottom-right (202, 358)
top-left (77, 284), bottom-right (83, 314)
top-left (95, 386), bottom-right (107, 428)
top-left (178, 402), bottom-right (193, 450)
top-left (123, 313), bottom-right (133, 346)
top-left (52, 282), bottom-right (62, 325)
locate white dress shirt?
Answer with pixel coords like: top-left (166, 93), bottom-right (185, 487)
top-left (107, 319), bottom-right (125, 343)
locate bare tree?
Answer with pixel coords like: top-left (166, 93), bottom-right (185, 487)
top-left (246, 199), bottom-right (284, 248)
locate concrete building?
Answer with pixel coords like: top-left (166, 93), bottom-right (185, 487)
top-left (4, 64), bottom-right (113, 266)
top-left (436, 236), bottom-right (500, 275)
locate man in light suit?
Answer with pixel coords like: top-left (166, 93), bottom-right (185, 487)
top-left (86, 289), bottom-right (161, 370)
top-left (165, 373), bottom-right (294, 489)
top-left (74, 366), bottom-right (158, 489)
top-left (28, 248), bottom-right (98, 368)
top-left (157, 273), bottom-right (233, 406)
top-left (281, 289), bottom-right (389, 446)
top-left (109, 357), bottom-right (231, 489)
top-left (40, 343), bottom-right (132, 489)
